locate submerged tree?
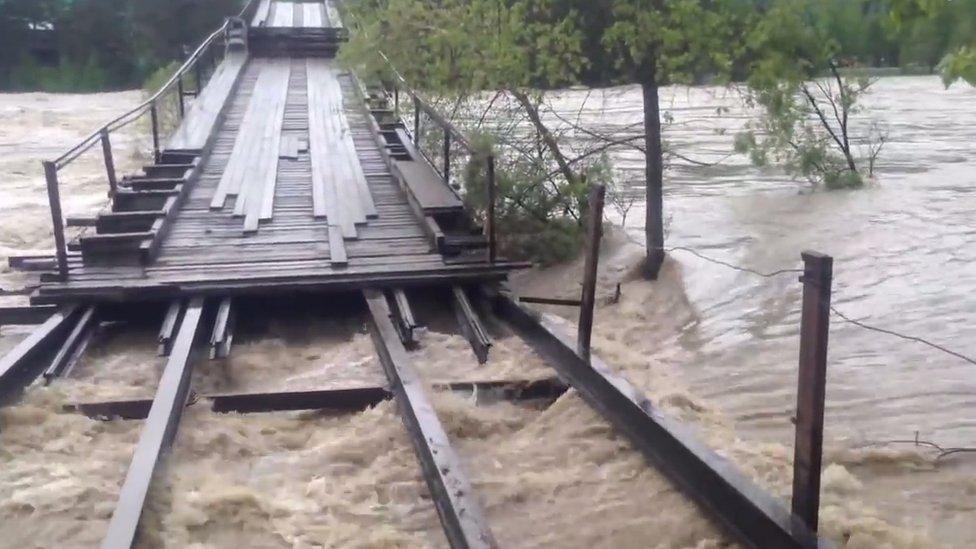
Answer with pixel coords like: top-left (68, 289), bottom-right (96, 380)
top-left (736, 0), bottom-right (889, 189)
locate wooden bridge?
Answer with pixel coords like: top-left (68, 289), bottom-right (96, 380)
top-left (0, 2), bottom-right (827, 548)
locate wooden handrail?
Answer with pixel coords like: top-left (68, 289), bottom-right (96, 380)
top-left (53, 21), bottom-right (230, 169)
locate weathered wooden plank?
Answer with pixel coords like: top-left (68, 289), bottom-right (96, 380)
top-left (167, 52), bottom-right (247, 151)
top-left (307, 58), bottom-right (358, 238)
top-left (271, 1), bottom-right (295, 27)
top-left (251, 0), bottom-right (272, 26)
top-left (328, 225), bottom-right (347, 266)
top-left (303, 2), bottom-right (324, 27)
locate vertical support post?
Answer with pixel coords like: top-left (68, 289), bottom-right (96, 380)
top-left (194, 56), bottom-right (204, 96)
top-left (791, 251), bottom-right (833, 532)
top-left (577, 184), bottom-right (606, 362)
top-left (42, 161), bottom-right (69, 280)
top-left (176, 75), bottom-right (185, 118)
top-left (393, 85), bottom-right (400, 119)
top-left (413, 96), bottom-right (421, 146)
top-left (443, 131), bottom-right (451, 183)
top-left (99, 129), bottom-right (118, 196)
top-left (149, 102), bottom-right (161, 164)
top-left (486, 154), bottom-right (496, 264)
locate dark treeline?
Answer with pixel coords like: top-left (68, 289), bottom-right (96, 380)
top-left (0, 0), bottom-right (242, 92)
top-left (2, 0), bottom-right (974, 92)
top-left (570, 0), bottom-right (976, 86)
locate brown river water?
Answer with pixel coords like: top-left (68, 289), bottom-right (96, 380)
top-left (1, 76), bottom-right (974, 547)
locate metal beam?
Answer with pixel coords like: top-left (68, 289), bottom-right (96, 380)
top-left (209, 297), bottom-right (235, 359)
top-left (364, 289), bottom-right (497, 549)
top-left (0, 305), bottom-right (59, 325)
top-left (389, 288), bottom-right (419, 347)
top-left (157, 300), bottom-right (182, 356)
top-left (493, 292), bottom-right (824, 549)
top-left (66, 378), bottom-right (568, 420)
top-left (451, 286), bottom-right (491, 364)
top-left (101, 297), bottom-right (204, 549)
top-left (0, 306), bottom-right (78, 406)
top-left (43, 305), bottom-right (98, 382)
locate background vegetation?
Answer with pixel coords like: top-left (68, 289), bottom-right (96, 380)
top-left (0, 0), bottom-right (242, 92)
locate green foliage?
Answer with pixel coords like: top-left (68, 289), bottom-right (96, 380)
top-left (939, 47), bottom-right (976, 86)
top-left (0, 0), bottom-right (242, 92)
top-left (738, 1), bottom-right (891, 190)
top-left (460, 134), bottom-right (602, 265)
top-left (5, 53), bottom-right (110, 92)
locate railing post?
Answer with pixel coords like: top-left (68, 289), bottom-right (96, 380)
top-left (413, 96), bottom-right (421, 146)
top-left (176, 75), bottom-right (186, 118)
top-left (194, 55), bottom-right (204, 96)
top-left (42, 161), bottom-right (69, 280)
top-left (443, 131), bottom-right (451, 183)
top-left (577, 184), bottom-right (605, 362)
top-left (486, 154), bottom-right (496, 265)
top-left (149, 102), bottom-right (161, 164)
top-left (394, 85), bottom-right (400, 119)
top-left (791, 251), bottom-right (833, 532)
top-left (99, 129), bottom-right (118, 196)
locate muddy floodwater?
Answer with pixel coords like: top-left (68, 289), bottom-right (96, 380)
top-left (2, 77), bottom-right (975, 548)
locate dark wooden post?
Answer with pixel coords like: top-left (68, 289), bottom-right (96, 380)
top-left (486, 154), bottom-right (496, 264)
top-left (577, 184), bottom-right (606, 361)
top-left (791, 251), bottom-right (833, 532)
top-left (442, 131), bottom-right (451, 183)
top-left (393, 85), bottom-right (400, 119)
top-left (99, 129), bottom-right (118, 196)
top-left (194, 57), bottom-right (204, 96)
top-left (42, 161), bottom-right (69, 279)
top-left (413, 96), bottom-right (421, 146)
top-left (176, 75), bottom-right (186, 118)
top-left (149, 103), bottom-right (161, 164)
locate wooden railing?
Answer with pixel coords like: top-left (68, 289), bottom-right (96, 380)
top-left (376, 52), bottom-right (497, 264)
top-left (41, 1), bottom-right (260, 279)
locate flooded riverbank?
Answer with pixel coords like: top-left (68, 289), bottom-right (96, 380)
top-left (2, 77), bottom-right (974, 547)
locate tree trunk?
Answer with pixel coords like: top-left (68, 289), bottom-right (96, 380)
top-left (642, 79), bottom-right (665, 279)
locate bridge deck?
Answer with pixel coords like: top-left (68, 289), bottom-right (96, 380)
top-left (34, 56), bottom-right (519, 304)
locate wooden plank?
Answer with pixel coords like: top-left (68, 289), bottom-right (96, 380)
top-left (328, 225), bottom-right (347, 266)
top-left (255, 63), bottom-right (292, 225)
top-left (168, 51), bottom-right (247, 151)
top-left (394, 160), bottom-right (464, 214)
top-left (307, 58), bottom-right (357, 238)
top-left (364, 290), bottom-right (497, 548)
top-left (212, 59), bottom-right (272, 209)
top-left (101, 297), bottom-right (204, 549)
top-left (271, 1), bottom-right (295, 27)
top-left (303, 2), bottom-right (324, 27)
top-left (251, 0), bottom-right (272, 26)
top-left (327, 71), bottom-right (377, 219)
